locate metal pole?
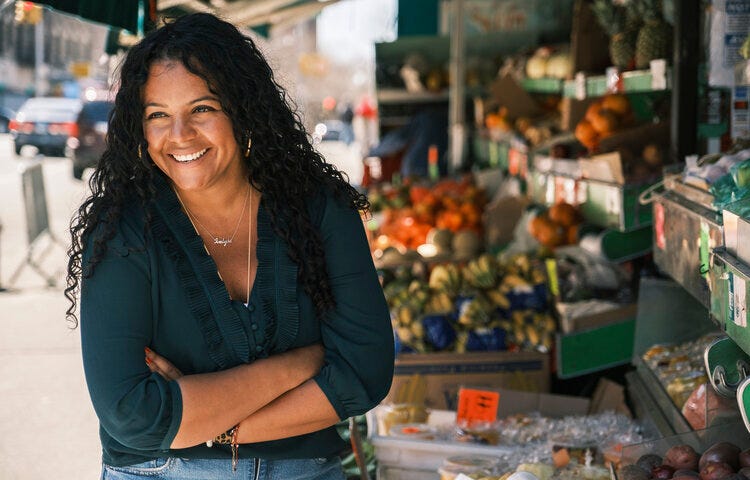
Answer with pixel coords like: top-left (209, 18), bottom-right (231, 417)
top-left (34, 13), bottom-right (44, 96)
top-left (448, 0), bottom-right (466, 174)
top-left (670, 0), bottom-right (699, 164)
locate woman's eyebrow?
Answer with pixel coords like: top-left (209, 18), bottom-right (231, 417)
top-left (144, 96), bottom-right (219, 108)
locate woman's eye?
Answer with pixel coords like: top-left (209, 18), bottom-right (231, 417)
top-left (194, 105), bottom-right (216, 113)
top-left (145, 111), bottom-right (166, 120)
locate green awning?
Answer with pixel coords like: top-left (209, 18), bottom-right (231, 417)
top-left (33, 0), bottom-right (338, 35)
top-left (35, 0), bottom-right (153, 34)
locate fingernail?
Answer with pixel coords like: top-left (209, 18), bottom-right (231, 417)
top-left (145, 347), bottom-right (152, 355)
top-left (145, 356), bottom-right (152, 365)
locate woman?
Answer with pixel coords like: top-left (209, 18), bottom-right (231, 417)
top-left (65, 13), bottom-right (394, 479)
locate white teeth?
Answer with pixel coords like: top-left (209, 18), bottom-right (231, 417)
top-left (172, 148), bottom-right (207, 162)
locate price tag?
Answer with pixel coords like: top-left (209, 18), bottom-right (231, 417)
top-left (654, 203), bottom-right (666, 250)
top-left (699, 221), bottom-right (710, 278)
top-left (650, 59), bottom-right (667, 90)
top-left (575, 72), bottom-right (586, 100)
top-left (456, 388), bottom-right (500, 424)
top-left (735, 274), bottom-right (747, 328)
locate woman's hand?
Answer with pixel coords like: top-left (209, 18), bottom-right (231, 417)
top-left (145, 347), bottom-right (183, 381)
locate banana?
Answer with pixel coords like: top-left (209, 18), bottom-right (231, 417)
top-left (396, 326), bottom-right (414, 343)
top-left (397, 306), bottom-right (414, 326)
top-left (485, 289), bottom-right (511, 309)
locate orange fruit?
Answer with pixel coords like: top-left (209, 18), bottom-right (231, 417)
top-left (584, 101), bottom-right (603, 123)
top-left (575, 119), bottom-right (599, 150)
top-left (601, 94), bottom-right (631, 117)
top-left (589, 108), bottom-right (620, 136)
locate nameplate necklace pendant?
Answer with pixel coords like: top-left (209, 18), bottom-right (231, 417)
top-left (214, 238), bottom-right (233, 247)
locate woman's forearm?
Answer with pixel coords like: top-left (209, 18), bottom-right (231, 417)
top-left (170, 346), bottom-right (322, 448)
top-left (236, 379), bottom-right (340, 443)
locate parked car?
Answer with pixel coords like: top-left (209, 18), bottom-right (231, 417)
top-left (9, 97), bottom-right (83, 157)
top-left (67, 100), bottom-right (114, 179)
top-left (0, 106), bottom-right (15, 133)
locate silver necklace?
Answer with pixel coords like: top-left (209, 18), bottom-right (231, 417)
top-left (176, 185), bottom-right (250, 247)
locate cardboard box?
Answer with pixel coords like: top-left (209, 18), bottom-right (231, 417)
top-left (589, 378), bottom-right (632, 417)
top-left (556, 302), bottom-right (638, 334)
top-left (580, 151), bottom-right (625, 184)
top-left (489, 73), bottom-right (542, 119)
top-left (385, 351), bottom-right (550, 410)
top-left (491, 388), bottom-right (590, 418)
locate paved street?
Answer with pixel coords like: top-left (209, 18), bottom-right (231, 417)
top-left (0, 134), bottom-right (101, 478)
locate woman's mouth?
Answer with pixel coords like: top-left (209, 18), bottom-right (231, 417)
top-left (171, 148), bottom-right (208, 163)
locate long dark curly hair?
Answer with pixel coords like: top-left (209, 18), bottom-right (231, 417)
top-left (65, 13), bottom-right (368, 326)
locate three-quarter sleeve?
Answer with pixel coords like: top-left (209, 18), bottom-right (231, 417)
top-left (312, 196), bottom-right (395, 420)
top-left (80, 217), bottom-right (182, 451)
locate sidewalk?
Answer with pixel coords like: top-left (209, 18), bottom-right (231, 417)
top-left (0, 151), bottom-right (101, 478)
top-left (1, 285), bottom-right (101, 479)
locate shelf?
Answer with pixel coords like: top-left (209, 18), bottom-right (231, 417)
top-left (520, 77), bottom-right (563, 94)
top-left (377, 89), bottom-right (449, 104)
top-left (625, 370), bottom-right (683, 438)
top-left (632, 357), bottom-right (694, 435)
top-left (561, 69), bottom-right (670, 99)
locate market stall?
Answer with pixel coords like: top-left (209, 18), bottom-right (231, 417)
top-left (362, 0), bottom-right (750, 479)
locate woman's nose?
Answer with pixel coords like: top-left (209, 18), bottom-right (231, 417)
top-left (169, 116), bottom-right (196, 141)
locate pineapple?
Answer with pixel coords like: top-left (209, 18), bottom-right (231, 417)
top-left (591, 0), bottom-right (636, 69)
top-left (632, 0), bottom-right (672, 69)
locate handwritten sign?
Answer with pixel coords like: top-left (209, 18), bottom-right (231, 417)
top-left (456, 388), bottom-right (500, 424)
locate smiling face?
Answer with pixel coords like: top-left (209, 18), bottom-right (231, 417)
top-left (142, 60), bottom-right (245, 194)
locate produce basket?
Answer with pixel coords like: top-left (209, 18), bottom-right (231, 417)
top-left (612, 421), bottom-right (750, 480)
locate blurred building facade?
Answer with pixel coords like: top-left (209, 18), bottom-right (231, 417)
top-left (0, 3), bottom-right (108, 110)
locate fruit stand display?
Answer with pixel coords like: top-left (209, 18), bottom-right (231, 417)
top-left (363, 1), bottom-right (750, 479)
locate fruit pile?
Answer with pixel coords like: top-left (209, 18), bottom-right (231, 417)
top-left (528, 203), bottom-right (583, 249)
top-left (369, 176), bottom-right (488, 251)
top-left (574, 94), bottom-right (634, 152)
top-left (618, 442), bottom-right (750, 480)
top-left (383, 253), bottom-right (555, 354)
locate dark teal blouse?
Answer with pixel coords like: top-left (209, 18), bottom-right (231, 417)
top-left (80, 173), bottom-right (394, 467)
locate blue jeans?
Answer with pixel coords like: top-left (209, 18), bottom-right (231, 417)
top-left (101, 456), bottom-right (346, 480)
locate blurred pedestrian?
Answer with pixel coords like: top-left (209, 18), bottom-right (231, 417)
top-left (65, 13), bottom-right (394, 479)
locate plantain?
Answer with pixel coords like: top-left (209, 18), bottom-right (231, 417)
top-left (458, 294), bottom-right (493, 327)
top-left (397, 306), bottom-right (414, 326)
top-left (463, 254), bottom-right (498, 289)
top-left (428, 264), bottom-right (462, 297)
top-left (501, 274), bottom-right (531, 289)
top-left (485, 288), bottom-right (511, 309)
top-left (396, 326), bottom-right (414, 343)
top-left (410, 320), bottom-right (425, 338)
top-left (424, 291), bottom-right (453, 314)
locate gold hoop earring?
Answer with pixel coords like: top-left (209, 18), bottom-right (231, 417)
top-left (244, 137), bottom-right (252, 157)
top-left (137, 144), bottom-right (143, 160)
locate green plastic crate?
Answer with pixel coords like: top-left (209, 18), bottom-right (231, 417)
top-left (527, 171), bottom-right (653, 232)
top-left (556, 319), bottom-right (636, 379)
top-left (709, 248), bottom-right (750, 356)
top-left (472, 136), bottom-right (509, 171)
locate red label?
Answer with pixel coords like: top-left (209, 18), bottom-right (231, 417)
top-left (654, 202), bottom-right (666, 250)
top-left (456, 388), bottom-right (500, 424)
